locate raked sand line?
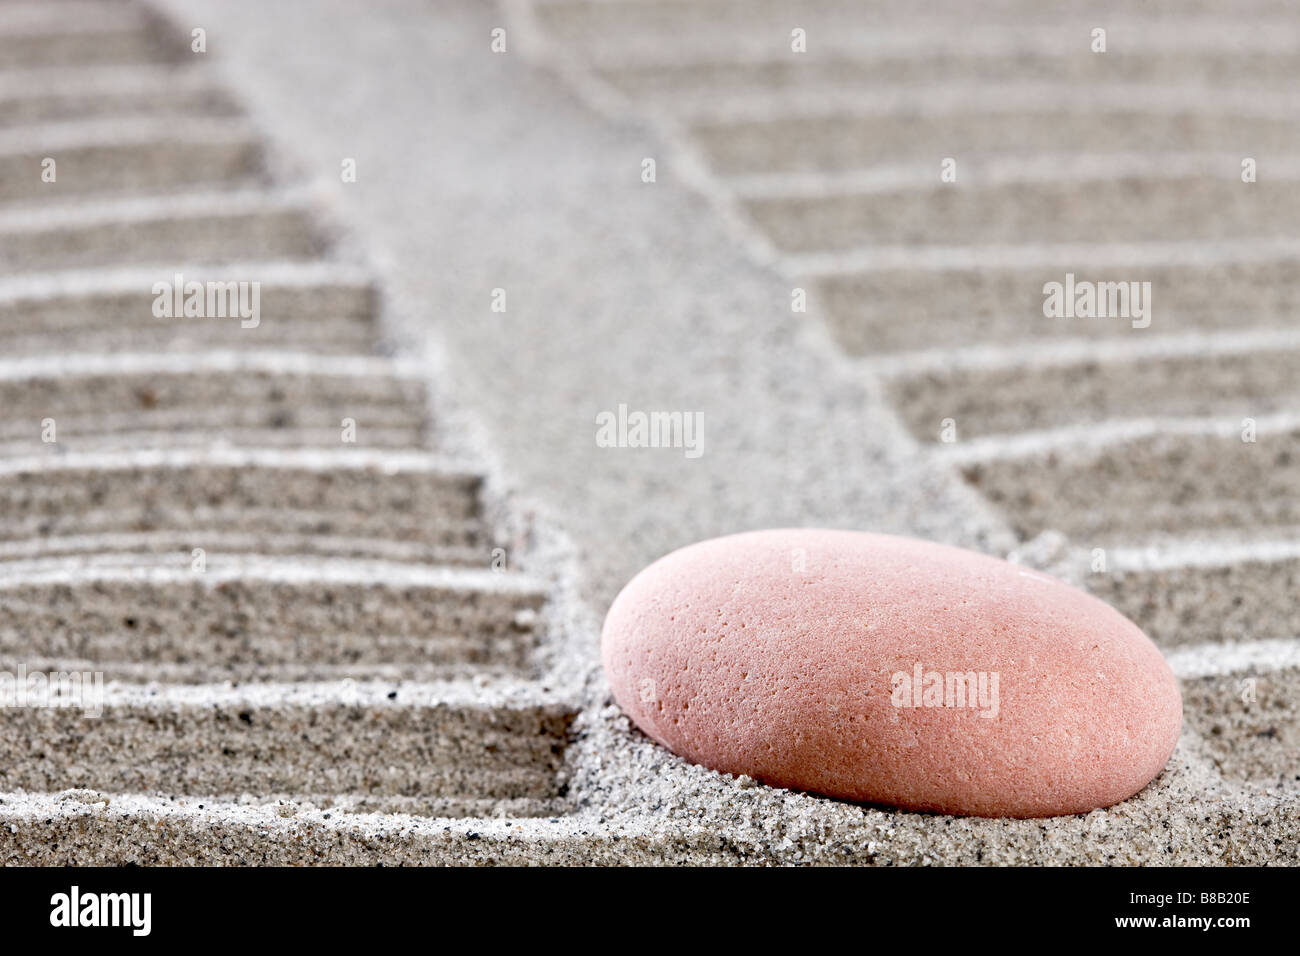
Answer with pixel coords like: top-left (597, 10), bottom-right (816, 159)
top-left (0, 501), bottom-right (486, 552)
top-left (746, 179), bottom-right (1300, 255)
top-left (786, 236), bottom-right (1300, 279)
top-left (0, 680), bottom-right (576, 802)
top-left (0, 393), bottom-right (427, 431)
top-left (0, 6), bottom-right (180, 74)
top-left (0, 189), bottom-right (328, 277)
top-left (0, 0), bottom-right (153, 34)
top-left (1108, 534), bottom-right (1300, 574)
top-left (0, 791), bottom-right (734, 865)
top-left (1167, 638), bottom-right (1300, 680)
top-left (0, 529), bottom-right (489, 566)
top-left (888, 346), bottom-right (1300, 444)
top-left (0, 114), bottom-right (255, 153)
top-left (822, 271), bottom-right (1300, 357)
top-left (585, 36), bottom-right (1300, 75)
top-left (0, 258), bottom-right (372, 301)
top-left (0, 357), bottom-right (431, 447)
top-left (0, 184), bottom-right (316, 228)
top-left (0, 556), bottom-right (546, 679)
top-left (0, 20), bottom-right (180, 73)
top-left (867, 328), bottom-right (1300, 378)
top-left (724, 153), bottom-right (1300, 200)
top-left (533, 2), bottom-right (1300, 64)
top-left (532, 1), bottom-right (1294, 24)
top-left (0, 552), bottom-right (540, 594)
top-left (7, 658), bottom-right (536, 685)
top-left (0, 0), bottom-right (583, 864)
top-left (0, 450), bottom-right (487, 543)
top-left (0, 117), bottom-right (265, 202)
top-left (36, 791), bottom-right (568, 821)
top-left (1090, 551), bottom-right (1300, 649)
top-left (600, 50), bottom-right (1300, 102)
top-left (0, 789), bottom-right (569, 822)
top-left (1005, 528), bottom-right (1300, 649)
top-left (0, 444), bottom-right (484, 476)
top-left (0, 324), bottom-right (381, 358)
top-left (0, 262), bottom-right (378, 350)
top-left (0, 504), bottom-right (480, 553)
top-left (957, 420), bottom-right (1300, 542)
top-left (687, 103), bottom-right (1300, 173)
top-left (935, 409), bottom-right (1300, 464)
top-left (1, 329), bottom-right (383, 361)
top-left (0, 426), bottom-right (433, 455)
top-left (0, 201), bottom-right (325, 274)
top-left (0, 63), bottom-right (238, 128)
top-left (1, 775), bottom-right (1294, 866)
top-left (663, 83), bottom-right (1300, 126)
top-left (0, 349), bottom-right (422, 381)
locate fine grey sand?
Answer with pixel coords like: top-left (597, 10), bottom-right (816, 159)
top-left (0, 0), bottom-right (1296, 864)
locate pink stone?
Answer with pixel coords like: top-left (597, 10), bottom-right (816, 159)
top-left (601, 529), bottom-right (1182, 818)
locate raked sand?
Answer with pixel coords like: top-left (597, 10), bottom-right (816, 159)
top-left (0, 0), bottom-right (1296, 864)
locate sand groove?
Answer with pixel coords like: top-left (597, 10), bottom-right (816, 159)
top-left (0, 0), bottom-right (572, 835)
top-left (2, 0), bottom-right (1294, 863)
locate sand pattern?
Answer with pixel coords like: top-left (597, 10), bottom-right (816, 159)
top-left (0, 0), bottom-right (1296, 863)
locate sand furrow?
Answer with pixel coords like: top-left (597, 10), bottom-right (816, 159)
top-left (0, 64), bottom-right (237, 127)
top-left (0, 556), bottom-right (545, 679)
top-left (0, 681), bottom-right (575, 801)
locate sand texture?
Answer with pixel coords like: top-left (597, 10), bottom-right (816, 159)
top-left (0, 0), bottom-right (1296, 864)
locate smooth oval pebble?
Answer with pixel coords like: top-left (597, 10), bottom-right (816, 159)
top-left (601, 529), bottom-right (1182, 818)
